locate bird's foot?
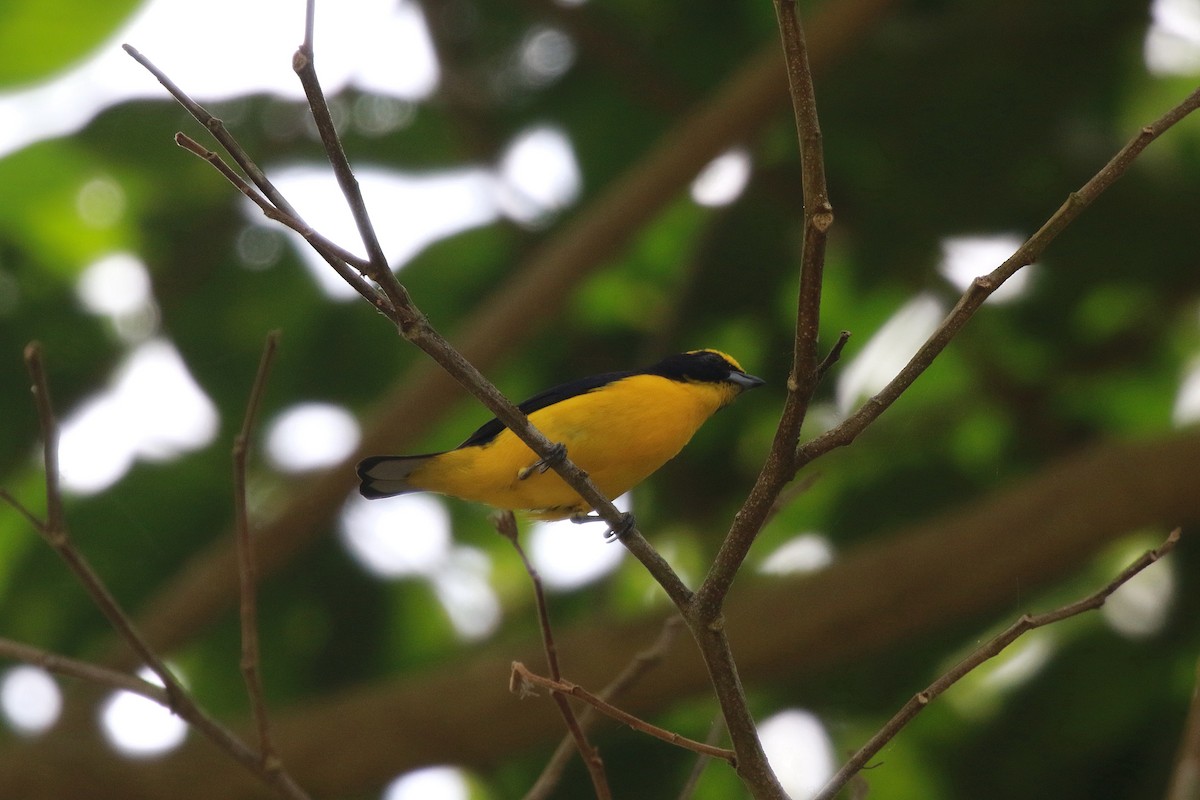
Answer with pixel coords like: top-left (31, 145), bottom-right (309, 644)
top-left (517, 443), bottom-right (567, 481)
top-left (570, 511), bottom-right (635, 542)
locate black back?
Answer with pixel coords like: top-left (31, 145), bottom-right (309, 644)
top-left (458, 369), bottom-right (635, 448)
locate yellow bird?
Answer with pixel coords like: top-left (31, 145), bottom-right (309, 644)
top-left (356, 349), bottom-right (764, 521)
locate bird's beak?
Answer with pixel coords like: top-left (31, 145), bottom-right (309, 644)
top-left (730, 371), bottom-right (765, 391)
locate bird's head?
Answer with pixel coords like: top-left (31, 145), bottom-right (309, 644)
top-left (651, 349), bottom-right (765, 394)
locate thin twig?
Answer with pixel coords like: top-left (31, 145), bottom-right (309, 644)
top-left (292, 0), bottom-right (407, 316)
top-left (234, 331), bottom-right (282, 766)
top-left (525, 617), bottom-right (685, 800)
top-left (122, 45), bottom-right (296, 220)
top-left (174, 133), bottom-right (369, 272)
top-left (815, 528), bottom-right (1182, 800)
top-left (25, 344), bottom-right (64, 534)
top-left (0, 638), bottom-right (168, 704)
top-left (121, 45), bottom-right (387, 313)
top-left (511, 662), bottom-right (738, 764)
top-left (24, 344), bottom-right (179, 705)
top-left (16, 343), bottom-right (312, 800)
top-left (494, 512), bottom-right (611, 800)
top-left (816, 330), bottom-right (851, 381)
top-left (0, 490), bottom-right (43, 530)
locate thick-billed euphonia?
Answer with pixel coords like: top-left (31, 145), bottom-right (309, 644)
top-left (356, 349), bottom-right (763, 520)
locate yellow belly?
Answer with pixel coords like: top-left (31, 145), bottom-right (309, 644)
top-left (406, 374), bottom-right (735, 518)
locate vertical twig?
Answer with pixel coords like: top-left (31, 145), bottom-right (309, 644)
top-left (292, 0), bottom-right (410, 316)
top-left (233, 331), bottom-right (282, 764)
top-left (23, 343), bottom-right (179, 704)
top-left (696, 0), bottom-right (835, 614)
top-left (16, 343), bottom-right (312, 800)
top-left (667, 5), bottom-right (835, 798)
top-left (494, 512), bottom-right (612, 800)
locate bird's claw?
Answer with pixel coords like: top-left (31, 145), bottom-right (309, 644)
top-left (570, 511), bottom-right (635, 542)
top-left (517, 442), bottom-right (567, 481)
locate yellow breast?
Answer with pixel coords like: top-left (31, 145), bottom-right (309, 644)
top-left (406, 374), bottom-right (739, 518)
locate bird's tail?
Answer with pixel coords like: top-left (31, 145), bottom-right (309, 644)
top-left (356, 454), bottom-right (435, 499)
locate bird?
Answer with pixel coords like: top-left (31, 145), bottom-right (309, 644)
top-left (356, 349), bottom-right (764, 523)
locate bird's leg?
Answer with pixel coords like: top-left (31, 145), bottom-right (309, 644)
top-left (517, 442), bottom-right (567, 481)
top-left (570, 511), bottom-right (635, 542)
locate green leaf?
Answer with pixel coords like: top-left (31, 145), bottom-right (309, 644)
top-left (0, 0), bottom-right (143, 88)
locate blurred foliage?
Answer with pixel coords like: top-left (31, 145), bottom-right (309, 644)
top-left (1, 0), bottom-right (1199, 798)
top-left (0, 0), bottom-right (142, 88)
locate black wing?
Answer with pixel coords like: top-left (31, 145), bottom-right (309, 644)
top-left (457, 369), bottom-right (635, 448)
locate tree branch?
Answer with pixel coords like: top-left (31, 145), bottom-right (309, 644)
top-left (233, 331), bottom-right (282, 768)
top-left (685, 4), bottom-right (834, 795)
top-left (511, 662), bottom-right (737, 763)
top-left (0, 639), bottom-right (168, 705)
top-left (815, 528), bottom-right (1181, 799)
top-left (524, 617), bottom-right (685, 800)
top-left (121, 44), bottom-right (387, 313)
top-left (495, 512), bottom-right (610, 799)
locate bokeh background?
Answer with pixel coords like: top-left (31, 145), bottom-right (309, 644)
top-left (1, 0), bottom-right (1199, 797)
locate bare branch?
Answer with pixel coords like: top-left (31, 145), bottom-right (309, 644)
top-left (122, 44), bottom-right (298, 226)
top-left (681, 5), bottom-right (834, 796)
top-left (0, 489), bottom-right (43, 530)
top-left (815, 528), bottom-right (1182, 800)
top-left (234, 331), bottom-right (282, 766)
top-left (174, 133), bottom-right (370, 273)
top-left (511, 662), bottom-right (737, 764)
top-left (24, 343), bottom-right (63, 533)
top-left (0, 638), bottom-right (168, 704)
top-left (494, 512), bottom-right (611, 799)
top-left (816, 330), bottom-right (852, 381)
top-left (291, 0), bottom-right (408, 318)
top-left (122, 45), bottom-right (388, 313)
top-left (24, 344), bottom-right (175, 698)
top-left (525, 617), bottom-right (685, 800)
